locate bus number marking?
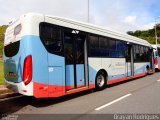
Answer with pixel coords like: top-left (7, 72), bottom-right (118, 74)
top-left (48, 67), bottom-right (54, 72)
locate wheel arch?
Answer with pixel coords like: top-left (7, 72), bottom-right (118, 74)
top-left (146, 65), bottom-right (150, 74)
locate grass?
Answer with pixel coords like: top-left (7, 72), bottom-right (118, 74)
top-left (0, 59), bottom-right (4, 85)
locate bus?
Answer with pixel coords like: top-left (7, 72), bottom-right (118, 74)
top-left (152, 44), bottom-right (160, 70)
top-left (3, 13), bottom-right (154, 98)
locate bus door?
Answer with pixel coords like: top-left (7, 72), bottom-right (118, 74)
top-left (64, 32), bottom-right (88, 91)
top-left (126, 45), bottom-right (134, 77)
top-left (149, 48), bottom-right (154, 71)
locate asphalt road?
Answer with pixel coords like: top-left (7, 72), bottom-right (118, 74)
top-left (1, 72), bottom-right (160, 120)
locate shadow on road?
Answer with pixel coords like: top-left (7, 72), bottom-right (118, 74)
top-left (0, 89), bottom-right (94, 115)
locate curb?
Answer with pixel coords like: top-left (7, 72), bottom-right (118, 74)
top-left (0, 85), bottom-right (19, 99)
top-left (0, 87), bottom-right (12, 94)
top-left (0, 92), bottom-right (20, 99)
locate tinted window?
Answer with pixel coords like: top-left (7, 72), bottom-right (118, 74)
top-left (64, 35), bottom-right (74, 64)
top-left (108, 38), bottom-right (116, 50)
top-left (126, 46), bottom-right (131, 62)
top-left (89, 35), bottom-right (126, 58)
top-left (14, 24), bottom-right (22, 35)
top-left (134, 45), bottom-right (141, 62)
top-left (89, 35), bottom-right (101, 57)
top-left (139, 46), bottom-right (144, 61)
top-left (4, 41), bottom-right (20, 57)
top-left (158, 48), bottom-right (160, 57)
top-left (99, 37), bottom-right (108, 49)
top-left (116, 41), bottom-right (127, 51)
top-left (89, 35), bottom-right (99, 49)
top-left (133, 45), bottom-right (150, 62)
top-left (40, 23), bottom-right (62, 55)
top-left (76, 36), bottom-right (85, 64)
top-left (146, 47), bottom-right (151, 62)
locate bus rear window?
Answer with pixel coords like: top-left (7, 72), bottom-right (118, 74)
top-left (4, 41), bottom-right (20, 57)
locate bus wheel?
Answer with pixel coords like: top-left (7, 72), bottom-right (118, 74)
top-left (95, 72), bottom-right (106, 90)
top-left (146, 66), bottom-right (149, 74)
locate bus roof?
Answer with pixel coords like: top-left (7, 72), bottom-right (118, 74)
top-left (152, 44), bottom-right (160, 48)
top-left (7, 13), bottom-right (152, 47)
top-left (45, 14), bottom-right (152, 47)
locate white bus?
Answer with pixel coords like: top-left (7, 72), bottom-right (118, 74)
top-left (152, 44), bottom-right (160, 70)
top-left (3, 13), bottom-right (154, 98)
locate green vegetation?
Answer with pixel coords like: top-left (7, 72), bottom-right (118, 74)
top-left (127, 24), bottom-right (160, 44)
top-left (0, 41), bottom-right (3, 58)
top-left (0, 59), bottom-right (4, 85)
top-left (0, 25), bottom-right (7, 58)
top-left (0, 25), bottom-right (8, 41)
top-left (0, 25), bottom-right (7, 85)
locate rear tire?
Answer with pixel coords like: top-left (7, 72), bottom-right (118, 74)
top-left (95, 72), bottom-right (106, 90)
top-left (146, 66), bottom-right (149, 74)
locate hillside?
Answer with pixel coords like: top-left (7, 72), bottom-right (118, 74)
top-left (127, 24), bottom-right (160, 44)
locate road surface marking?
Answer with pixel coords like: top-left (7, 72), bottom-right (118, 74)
top-left (157, 79), bottom-right (160, 82)
top-left (95, 94), bottom-right (132, 111)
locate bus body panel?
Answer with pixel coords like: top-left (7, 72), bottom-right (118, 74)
top-left (66, 65), bottom-right (74, 90)
top-left (88, 58), bottom-right (102, 82)
top-left (134, 63), bottom-right (149, 74)
top-left (76, 64), bottom-right (85, 87)
top-left (47, 53), bottom-right (65, 97)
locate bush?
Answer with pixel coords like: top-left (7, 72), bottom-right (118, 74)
top-left (0, 41), bottom-right (3, 58)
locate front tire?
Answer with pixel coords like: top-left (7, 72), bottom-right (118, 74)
top-left (146, 66), bottom-right (150, 75)
top-left (95, 72), bottom-right (106, 90)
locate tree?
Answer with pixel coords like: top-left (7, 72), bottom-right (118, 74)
top-left (0, 25), bottom-right (8, 41)
top-left (127, 26), bottom-right (160, 44)
top-left (0, 25), bottom-right (8, 58)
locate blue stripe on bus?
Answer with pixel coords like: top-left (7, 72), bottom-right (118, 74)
top-left (66, 65), bottom-right (74, 87)
top-left (76, 64), bottom-right (85, 86)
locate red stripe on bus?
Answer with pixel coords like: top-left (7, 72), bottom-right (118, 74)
top-left (108, 73), bottom-right (146, 85)
top-left (34, 73), bottom-right (146, 98)
top-left (34, 82), bottom-right (95, 98)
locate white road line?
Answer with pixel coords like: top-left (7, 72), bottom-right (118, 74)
top-left (157, 79), bottom-right (160, 82)
top-left (95, 94), bottom-right (132, 111)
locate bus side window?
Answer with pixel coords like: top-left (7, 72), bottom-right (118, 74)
top-left (157, 48), bottom-right (160, 57)
top-left (89, 35), bottom-right (99, 57)
top-left (145, 47), bottom-right (150, 62)
top-left (40, 23), bottom-right (63, 55)
top-left (156, 51), bottom-right (158, 56)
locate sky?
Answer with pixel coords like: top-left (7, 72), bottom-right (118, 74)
top-left (0, 0), bottom-right (160, 33)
